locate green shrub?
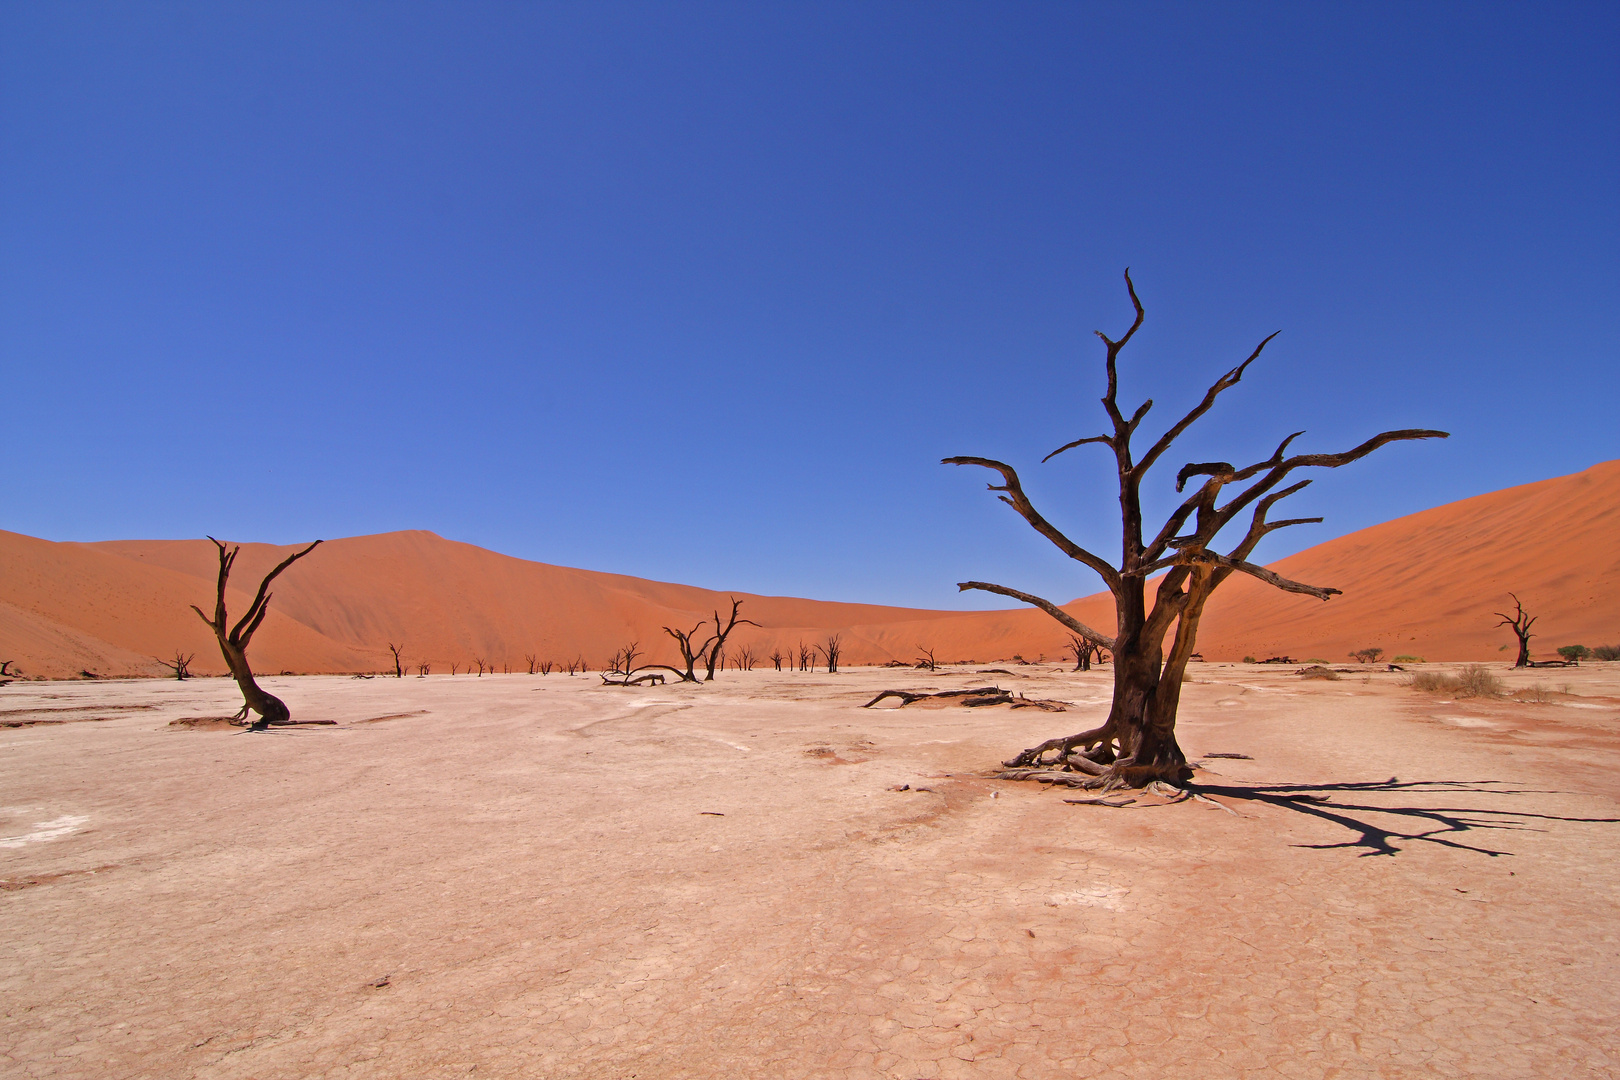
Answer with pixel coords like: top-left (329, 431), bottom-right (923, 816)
top-left (1557, 645), bottom-right (1591, 661)
top-left (1593, 644), bottom-right (1620, 661)
top-left (1242, 655), bottom-right (1257, 664)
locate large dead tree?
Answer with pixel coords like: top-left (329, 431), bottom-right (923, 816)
top-left (660, 620), bottom-right (712, 682)
top-left (947, 271), bottom-right (1445, 788)
top-left (190, 538), bottom-right (322, 730)
top-left (1495, 594), bottom-right (1536, 668)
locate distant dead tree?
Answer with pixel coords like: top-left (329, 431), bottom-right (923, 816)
top-left (915, 646), bottom-right (937, 671)
top-left (157, 650), bottom-right (195, 680)
top-left (733, 644), bottom-right (758, 671)
top-left (450, 661), bottom-right (461, 675)
top-left (818, 634), bottom-right (843, 673)
top-left (797, 641), bottom-right (813, 672)
top-left (601, 642), bottom-right (667, 686)
top-left (525, 653), bottom-right (538, 675)
top-left (539, 659), bottom-right (554, 675)
top-left (1495, 595), bottom-right (1536, 668)
top-left (703, 599), bottom-right (759, 681)
top-left (1349, 647), bottom-right (1383, 665)
top-left (949, 270), bottom-right (1445, 789)
top-left (417, 662), bottom-right (431, 677)
top-left (474, 657), bottom-right (487, 677)
top-left (189, 537), bottom-right (322, 730)
top-left (387, 642), bottom-right (406, 678)
top-left (1065, 634), bottom-right (1098, 671)
top-left (769, 647), bottom-right (785, 671)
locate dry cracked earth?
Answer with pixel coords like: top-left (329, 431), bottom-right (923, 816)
top-left (3, 661), bottom-right (1618, 1079)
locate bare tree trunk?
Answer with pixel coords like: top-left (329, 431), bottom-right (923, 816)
top-left (189, 537), bottom-right (321, 730)
top-left (703, 599), bottom-right (758, 681)
top-left (1496, 594), bottom-right (1536, 668)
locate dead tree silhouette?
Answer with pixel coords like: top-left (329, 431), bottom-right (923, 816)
top-left (157, 651), bottom-right (195, 680)
top-left (702, 599), bottom-right (758, 681)
top-left (818, 634), bottom-right (843, 673)
top-left (387, 642), bottom-right (406, 678)
top-left (189, 537), bottom-right (322, 730)
top-left (660, 620), bottom-right (712, 682)
top-left (947, 270), bottom-right (1446, 789)
top-left (1064, 634), bottom-right (1101, 671)
top-left (1495, 595), bottom-right (1536, 668)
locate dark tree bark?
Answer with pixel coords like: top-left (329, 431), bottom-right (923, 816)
top-left (190, 537), bottom-right (322, 730)
top-left (916, 646), bottom-right (937, 671)
top-left (387, 642), bottom-right (406, 678)
top-left (1495, 594), bottom-right (1536, 668)
top-left (818, 634), bottom-right (843, 673)
top-left (660, 620), bottom-right (712, 682)
top-left (703, 599), bottom-right (759, 681)
top-left (947, 270), bottom-right (1446, 789)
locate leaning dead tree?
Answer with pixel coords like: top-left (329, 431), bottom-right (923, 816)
top-left (1495, 594), bottom-right (1536, 668)
top-left (947, 271), bottom-right (1445, 789)
top-left (661, 620), bottom-right (712, 682)
top-left (190, 537), bottom-right (322, 730)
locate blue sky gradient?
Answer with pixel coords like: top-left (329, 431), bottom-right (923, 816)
top-left (3, 2), bottom-right (1615, 607)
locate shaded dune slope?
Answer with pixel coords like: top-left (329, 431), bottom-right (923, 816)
top-left (0, 461), bottom-right (1613, 677)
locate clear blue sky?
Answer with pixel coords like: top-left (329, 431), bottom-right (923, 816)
top-left (3, 3), bottom-right (1615, 609)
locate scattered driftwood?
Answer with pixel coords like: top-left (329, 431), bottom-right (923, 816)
top-left (977, 668), bottom-right (1015, 675)
top-left (1387, 663), bottom-right (1406, 672)
top-left (600, 642), bottom-right (669, 686)
top-left (862, 687), bottom-right (1068, 711)
top-left (1257, 656), bottom-right (1296, 665)
top-left (1527, 658), bottom-right (1576, 668)
top-left (1203, 752), bottom-right (1252, 760)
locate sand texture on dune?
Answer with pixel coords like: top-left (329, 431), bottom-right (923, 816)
top-left (0, 461), bottom-right (1614, 677)
top-left (3, 662), bottom-right (1618, 1077)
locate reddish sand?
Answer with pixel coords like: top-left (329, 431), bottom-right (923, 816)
top-left (0, 461), bottom-right (1614, 678)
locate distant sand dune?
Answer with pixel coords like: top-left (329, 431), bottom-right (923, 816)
top-left (1, 461), bottom-right (1614, 677)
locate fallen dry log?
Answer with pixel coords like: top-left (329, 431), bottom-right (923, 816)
top-left (862, 687), bottom-right (1068, 711)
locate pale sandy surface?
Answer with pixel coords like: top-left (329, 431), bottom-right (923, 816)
top-left (3, 662), bottom-right (1619, 1079)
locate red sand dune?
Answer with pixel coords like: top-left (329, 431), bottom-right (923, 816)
top-left (0, 461), bottom-right (1614, 678)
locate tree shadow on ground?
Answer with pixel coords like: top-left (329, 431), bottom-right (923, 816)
top-left (1190, 778), bottom-right (1620, 858)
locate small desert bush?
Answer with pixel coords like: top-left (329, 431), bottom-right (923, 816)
top-left (1393, 654), bottom-right (1425, 663)
top-left (1297, 665), bottom-right (1340, 680)
top-left (1242, 655), bottom-right (1257, 664)
top-left (1515, 683), bottom-right (1553, 703)
top-left (1557, 645), bottom-right (1591, 662)
top-left (1409, 665), bottom-right (1502, 697)
top-left (1591, 644), bottom-right (1620, 662)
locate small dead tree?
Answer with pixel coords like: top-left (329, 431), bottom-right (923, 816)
top-left (1495, 595), bottom-right (1536, 668)
top-left (661, 620), bottom-right (713, 682)
top-left (539, 659), bottom-right (554, 675)
top-left (156, 651), bottom-right (195, 680)
top-left (417, 662), bottom-right (431, 676)
top-left (733, 644), bottom-right (758, 671)
top-left (525, 653), bottom-right (538, 675)
top-left (450, 661), bottom-right (461, 675)
top-left (189, 537), bottom-right (322, 729)
top-left (473, 657), bottom-right (487, 677)
top-left (916, 646), bottom-right (937, 671)
top-left (818, 634), bottom-right (843, 673)
top-left (602, 642), bottom-right (667, 686)
top-left (703, 599), bottom-right (759, 681)
top-left (797, 641), bottom-right (813, 672)
top-left (948, 271), bottom-right (1445, 788)
top-left (1065, 634), bottom-right (1100, 671)
top-left (769, 647), bottom-right (785, 671)
top-left (387, 642), bottom-right (406, 678)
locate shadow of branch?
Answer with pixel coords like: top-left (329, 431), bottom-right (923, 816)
top-left (1191, 777), bottom-right (1619, 858)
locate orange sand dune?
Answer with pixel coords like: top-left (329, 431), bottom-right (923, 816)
top-left (0, 461), bottom-right (1614, 678)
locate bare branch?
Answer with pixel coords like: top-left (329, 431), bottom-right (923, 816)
top-left (229, 540), bottom-right (323, 645)
top-left (1096, 268), bottom-right (1145, 428)
top-left (1124, 553), bottom-right (1340, 600)
top-left (1138, 331), bottom-right (1280, 480)
top-left (942, 456), bottom-right (1120, 590)
top-left (1041, 434), bottom-right (1113, 464)
top-left (956, 581), bottom-right (1115, 649)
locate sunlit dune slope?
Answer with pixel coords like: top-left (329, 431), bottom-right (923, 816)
top-left (1190, 459), bottom-right (1620, 661)
top-left (0, 461), bottom-right (1613, 677)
